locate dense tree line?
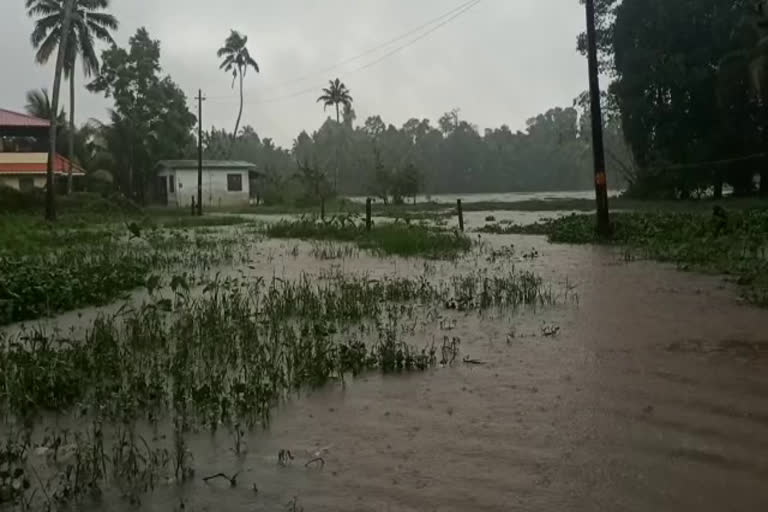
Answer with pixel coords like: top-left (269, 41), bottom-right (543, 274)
top-left (24, 2), bottom-right (638, 211)
top-left (581, 0), bottom-right (768, 198)
top-left (202, 99), bottom-right (630, 204)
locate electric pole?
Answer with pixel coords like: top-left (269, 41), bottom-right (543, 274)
top-left (585, 0), bottom-right (611, 236)
top-left (196, 89), bottom-right (206, 216)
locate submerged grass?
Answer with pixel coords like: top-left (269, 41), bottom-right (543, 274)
top-left (1, 268), bottom-right (554, 420)
top-left (499, 210), bottom-right (768, 305)
top-left (266, 217), bottom-right (471, 258)
top-left (0, 218), bottom-right (253, 325)
top-left (0, 264), bottom-right (557, 508)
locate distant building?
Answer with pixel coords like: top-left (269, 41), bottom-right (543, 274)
top-left (156, 160), bottom-right (258, 208)
top-left (0, 109), bottom-right (85, 191)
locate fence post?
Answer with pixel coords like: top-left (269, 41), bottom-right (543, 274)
top-left (366, 197), bottom-right (372, 232)
top-left (457, 199), bottom-right (464, 232)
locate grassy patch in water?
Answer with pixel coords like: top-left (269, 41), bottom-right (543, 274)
top-left (509, 210), bottom-right (768, 305)
top-left (0, 260), bottom-right (558, 506)
top-left (0, 217), bottom-right (252, 325)
top-left (266, 218), bottom-right (471, 258)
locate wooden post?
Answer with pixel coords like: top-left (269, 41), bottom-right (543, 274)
top-left (366, 197), bottom-right (372, 232)
top-left (457, 199), bottom-right (464, 232)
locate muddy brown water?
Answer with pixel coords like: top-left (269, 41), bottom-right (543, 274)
top-left (6, 231), bottom-right (768, 511)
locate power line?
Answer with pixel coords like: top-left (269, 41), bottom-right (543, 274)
top-left (208, 0), bottom-right (482, 105)
top-left (208, 0), bottom-right (483, 107)
top-left (350, 0), bottom-right (481, 74)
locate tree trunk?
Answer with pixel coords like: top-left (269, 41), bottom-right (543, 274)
top-left (67, 64), bottom-right (75, 195)
top-left (45, 0), bottom-right (75, 221)
top-left (234, 69), bottom-right (244, 138)
top-left (335, 103), bottom-right (340, 124)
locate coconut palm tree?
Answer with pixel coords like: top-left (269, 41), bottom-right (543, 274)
top-left (317, 78), bottom-right (353, 123)
top-left (317, 79), bottom-right (353, 192)
top-left (27, 0), bottom-right (76, 220)
top-left (29, 0), bottom-right (118, 194)
top-left (217, 30), bottom-right (260, 138)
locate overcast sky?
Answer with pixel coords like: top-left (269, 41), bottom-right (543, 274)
top-left (1, 0), bottom-right (592, 147)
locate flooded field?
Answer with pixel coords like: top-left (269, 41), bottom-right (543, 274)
top-left (3, 223), bottom-right (768, 511)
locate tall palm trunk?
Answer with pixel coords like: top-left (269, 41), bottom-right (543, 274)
top-left (46, 0), bottom-right (75, 221)
top-left (334, 105), bottom-right (340, 193)
top-left (67, 60), bottom-right (75, 195)
top-left (234, 67), bottom-right (244, 138)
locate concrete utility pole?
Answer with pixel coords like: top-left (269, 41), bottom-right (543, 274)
top-left (196, 89), bottom-right (206, 216)
top-left (585, 0), bottom-right (611, 236)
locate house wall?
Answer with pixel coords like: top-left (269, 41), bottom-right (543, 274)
top-left (0, 175), bottom-right (47, 190)
top-left (158, 168), bottom-right (250, 208)
top-left (0, 153), bottom-right (47, 164)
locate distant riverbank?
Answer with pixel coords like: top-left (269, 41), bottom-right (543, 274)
top-left (346, 190), bottom-right (624, 205)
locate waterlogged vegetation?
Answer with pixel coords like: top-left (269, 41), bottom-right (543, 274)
top-left (7, 200), bottom-right (767, 509)
top-left (0, 251), bottom-right (557, 509)
top-left (0, 216), bottom-right (257, 325)
top-left (267, 216), bottom-right (471, 258)
top-left (0, 201), bottom-right (567, 510)
top-left (485, 210), bottom-right (768, 305)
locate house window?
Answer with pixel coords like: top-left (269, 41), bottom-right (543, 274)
top-left (169, 175), bottom-right (175, 193)
top-left (227, 173), bottom-right (243, 192)
top-left (18, 177), bottom-right (34, 192)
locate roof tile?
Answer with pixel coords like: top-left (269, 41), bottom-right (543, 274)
top-left (0, 109), bottom-right (50, 128)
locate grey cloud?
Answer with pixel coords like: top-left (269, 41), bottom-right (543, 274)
top-left (1, 0), bottom-right (591, 146)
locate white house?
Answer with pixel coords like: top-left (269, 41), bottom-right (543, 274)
top-left (156, 160), bottom-right (257, 208)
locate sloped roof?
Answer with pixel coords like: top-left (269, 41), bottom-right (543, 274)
top-left (0, 154), bottom-right (85, 176)
top-left (157, 160), bottom-right (257, 170)
top-left (0, 109), bottom-right (50, 128)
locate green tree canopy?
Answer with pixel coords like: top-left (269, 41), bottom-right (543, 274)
top-left (88, 27), bottom-right (196, 201)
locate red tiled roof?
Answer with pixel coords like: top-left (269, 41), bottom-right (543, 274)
top-left (0, 154), bottom-right (85, 176)
top-left (0, 109), bottom-right (50, 128)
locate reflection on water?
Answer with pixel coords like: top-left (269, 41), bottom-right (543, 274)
top-left (6, 231), bottom-right (768, 511)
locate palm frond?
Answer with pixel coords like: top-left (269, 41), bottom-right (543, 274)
top-left (85, 11), bottom-right (118, 31)
top-left (26, 0), bottom-right (61, 17)
top-left (218, 29), bottom-right (259, 79)
top-left (30, 12), bottom-right (60, 47)
top-left (76, 21), bottom-right (99, 76)
top-left (34, 27), bottom-right (61, 64)
top-left (29, 0), bottom-right (117, 72)
top-left (245, 53), bottom-right (260, 72)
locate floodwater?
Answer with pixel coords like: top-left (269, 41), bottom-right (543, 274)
top-left (8, 229), bottom-right (768, 511)
top-left (346, 190), bottom-right (623, 205)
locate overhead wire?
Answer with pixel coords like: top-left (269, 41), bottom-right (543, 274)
top-left (205, 0), bottom-right (483, 106)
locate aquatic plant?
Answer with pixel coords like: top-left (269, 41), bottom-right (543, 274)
top-left (266, 217), bottom-right (471, 258)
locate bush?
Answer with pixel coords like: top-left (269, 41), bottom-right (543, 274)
top-left (0, 186), bottom-right (141, 215)
top-left (0, 185), bottom-right (45, 213)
